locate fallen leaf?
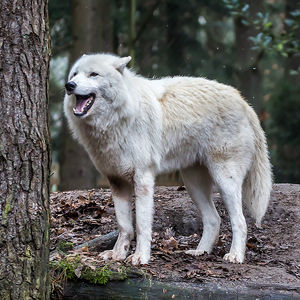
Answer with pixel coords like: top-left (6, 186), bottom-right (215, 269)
top-left (74, 265), bottom-right (83, 278)
top-left (163, 237), bottom-right (178, 251)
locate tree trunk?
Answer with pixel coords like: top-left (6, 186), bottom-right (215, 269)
top-left (101, 1), bottom-right (114, 53)
top-left (128, 0), bottom-right (136, 67)
top-left (0, 0), bottom-right (51, 299)
top-left (59, 0), bottom-right (104, 191)
top-left (166, 0), bottom-right (186, 75)
top-left (234, 0), bottom-right (264, 115)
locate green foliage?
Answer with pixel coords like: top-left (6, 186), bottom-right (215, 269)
top-left (223, 0), bottom-right (300, 75)
top-left (51, 255), bottom-right (81, 280)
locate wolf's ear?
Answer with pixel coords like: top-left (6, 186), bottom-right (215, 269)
top-left (113, 56), bottom-right (131, 74)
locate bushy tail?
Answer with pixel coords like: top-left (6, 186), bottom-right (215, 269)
top-left (242, 106), bottom-right (273, 227)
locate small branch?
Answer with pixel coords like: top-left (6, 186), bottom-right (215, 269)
top-left (132, 0), bottom-right (162, 46)
top-left (74, 230), bottom-right (119, 252)
top-left (235, 50), bottom-right (265, 74)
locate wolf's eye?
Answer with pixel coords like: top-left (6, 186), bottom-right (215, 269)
top-left (89, 72), bottom-right (99, 77)
top-left (72, 72), bottom-right (77, 78)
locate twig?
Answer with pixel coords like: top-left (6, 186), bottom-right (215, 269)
top-left (132, 0), bottom-right (162, 46)
top-left (74, 230), bottom-right (119, 251)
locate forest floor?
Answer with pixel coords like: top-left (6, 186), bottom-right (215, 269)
top-left (50, 184), bottom-right (300, 296)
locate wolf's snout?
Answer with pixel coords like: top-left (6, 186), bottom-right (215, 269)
top-left (65, 81), bottom-right (77, 92)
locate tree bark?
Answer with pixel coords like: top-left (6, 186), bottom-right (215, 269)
top-left (58, 0), bottom-right (103, 191)
top-left (0, 0), bottom-right (51, 299)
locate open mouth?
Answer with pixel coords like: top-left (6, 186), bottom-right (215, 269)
top-left (73, 93), bottom-right (96, 117)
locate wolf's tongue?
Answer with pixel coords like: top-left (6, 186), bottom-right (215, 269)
top-left (75, 98), bottom-right (89, 113)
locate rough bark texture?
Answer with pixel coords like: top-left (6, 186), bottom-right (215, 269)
top-left (58, 0), bottom-right (103, 191)
top-left (0, 0), bottom-right (51, 299)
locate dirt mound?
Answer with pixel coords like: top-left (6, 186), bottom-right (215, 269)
top-left (50, 184), bottom-right (300, 295)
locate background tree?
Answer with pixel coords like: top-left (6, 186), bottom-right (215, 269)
top-left (58, 0), bottom-right (103, 191)
top-left (0, 0), bottom-right (51, 299)
top-left (224, 0), bottom-right (300, 182)
top-left (234, 0), bottom-right (264, 115)
top-left (267, 0), bottom-right (300, 182)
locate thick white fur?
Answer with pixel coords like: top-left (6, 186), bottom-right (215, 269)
top-left (64, 53), bottom-right (272, 265)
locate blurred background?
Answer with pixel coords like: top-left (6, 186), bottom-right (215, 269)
top-left (49, 0), bottom-right (300, 191)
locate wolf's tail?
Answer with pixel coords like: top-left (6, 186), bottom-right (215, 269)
top-left (242, 106), bottom-right (272, 227)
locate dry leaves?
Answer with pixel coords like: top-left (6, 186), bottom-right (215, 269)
top-left (50, 185), bottom-right (300, 286)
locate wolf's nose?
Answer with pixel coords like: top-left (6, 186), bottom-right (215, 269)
top-left (65, 81), bottom-right (77, 92)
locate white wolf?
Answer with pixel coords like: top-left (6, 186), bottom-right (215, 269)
top-left (64, 53), bottom-right (272, 265)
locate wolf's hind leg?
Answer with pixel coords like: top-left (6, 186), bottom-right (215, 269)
top-left (208, 160), bottom-right (247, 263)
top-left (99, 177), bottom-right (134, 261)
top-left (181, 165), bottom-right (221, 256)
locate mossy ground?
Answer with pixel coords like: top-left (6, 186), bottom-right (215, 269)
top-left (56, 241), bottom-right (74, 252)
top-left (50, 256), bottom-right (113, 283)
top-left (50, 254), bottom-right (144, 298)
top-left (50, 185), bottom-right (300, 298)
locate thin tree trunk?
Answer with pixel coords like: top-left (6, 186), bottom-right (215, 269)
top-left (128, 0), bottom-right (137, 67)
top-left (235, 0), bottom-right (264, 115)
top-left (0, 0), bottom-right (51, 299)
top-left (166, 0), bottom-right (185, 75)
top-left (59, 0), bottom-right (103, 191)
top-left (101, 1), bottom-right (114, 53)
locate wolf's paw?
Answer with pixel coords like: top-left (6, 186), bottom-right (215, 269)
top-left (223, 252), bottom-right (244, 263)
top-left (99, 250), bottom-right (126, 261)
top-left (99, 250), bottom-right (114, 261)
top-left (185, 249), bottom-right (207, 256)
top-left (125, 252), bottom-right (150, 265)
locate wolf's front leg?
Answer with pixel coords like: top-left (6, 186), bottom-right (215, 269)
top-left (126, 171), bottom-right (155, 265)
top-left (99, 177), bottom-right (134, 261)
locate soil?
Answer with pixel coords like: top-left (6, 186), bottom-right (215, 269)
top-left (50, 184), bottom-right (300, 296)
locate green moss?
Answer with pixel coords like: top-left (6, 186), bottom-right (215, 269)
top-left (2, 193), bottom-right (13, 225)
top-left (57, 241), bottom-right (74, 252)
top-left (110, 265), bottom-right (129, 281)
top-left (81, 266), bottom-right (112, 285)
top-left (25, 245), bottom-right (33, 260)
top-left (49, 257), bottom-right (144, 298)
top-left (45, 229), bottom-right (49, 242)
top-left (50, 257), bottom-right (128, 286)
top-left (51, 255), bottom-right (81, 280)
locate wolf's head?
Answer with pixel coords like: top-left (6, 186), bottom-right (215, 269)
top-left (65, 54), bottom-right (132, 119)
